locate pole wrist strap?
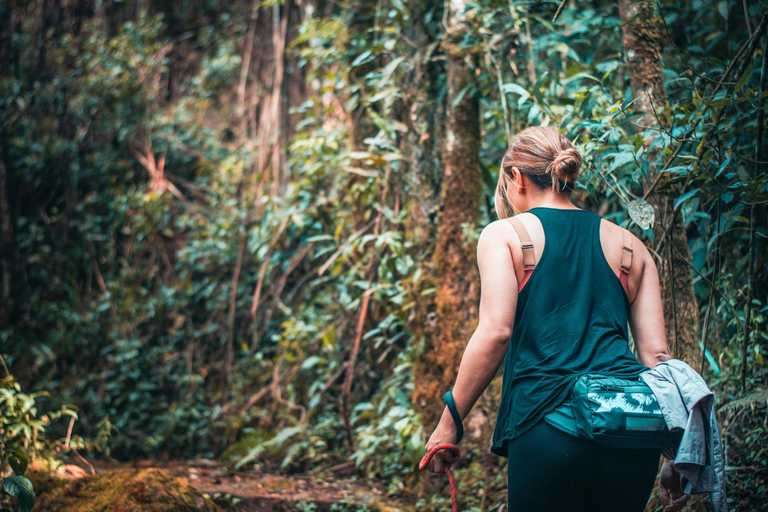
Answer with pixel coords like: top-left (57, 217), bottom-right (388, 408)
top-left (444, 390), bottom-right (464, 444)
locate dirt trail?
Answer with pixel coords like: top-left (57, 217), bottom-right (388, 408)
top-left (148, 460), bottom-right (413, 511)
top-left (37, 459), bottom-right (416, 512)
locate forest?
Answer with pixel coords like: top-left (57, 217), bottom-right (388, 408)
top-left (0, 0), bottom-right (766, 510)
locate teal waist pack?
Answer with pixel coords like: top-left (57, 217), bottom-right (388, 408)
top-left (544, 374), bottom-right (683, 450)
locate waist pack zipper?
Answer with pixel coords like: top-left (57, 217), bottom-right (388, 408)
top-left (594, 383), bottom-right (653, 393)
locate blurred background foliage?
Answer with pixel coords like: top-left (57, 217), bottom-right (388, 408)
top-left (0, 0), bottom-right (766, 510)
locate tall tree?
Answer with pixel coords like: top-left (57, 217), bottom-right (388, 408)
top-left (411, 0), bottom-right (483, 433)
top-left (617, 0), bottom-right (700, 364)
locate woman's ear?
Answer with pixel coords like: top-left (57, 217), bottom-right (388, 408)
top-left (511, 167), bottom-right (525, 195)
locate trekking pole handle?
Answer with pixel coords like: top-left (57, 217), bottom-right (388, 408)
top-left (444, 390), bottom-right (464, 444)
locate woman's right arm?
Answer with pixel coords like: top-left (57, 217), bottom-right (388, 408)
top-left (627, 233), bottom-right (689, 511)
top-left (627, 235), bottom-right (673, 368)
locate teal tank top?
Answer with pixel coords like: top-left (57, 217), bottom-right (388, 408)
top-left (490, 207), bottom-right (649, 458)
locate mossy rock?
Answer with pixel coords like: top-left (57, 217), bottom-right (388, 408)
top-left (30, 468), bottom-right (221, 512)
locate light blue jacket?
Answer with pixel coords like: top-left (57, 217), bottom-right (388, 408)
top-left (639, 359), bottom-right (727, 512)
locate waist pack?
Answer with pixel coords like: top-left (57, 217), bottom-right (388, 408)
top-left (543, 373), bottom-right (683, 450)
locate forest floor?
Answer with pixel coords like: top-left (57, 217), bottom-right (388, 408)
top-left (33, 458), bottom-right (417, 512)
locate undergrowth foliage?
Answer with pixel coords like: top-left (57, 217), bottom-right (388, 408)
top-left (0, 356), bottom-right (89, 512)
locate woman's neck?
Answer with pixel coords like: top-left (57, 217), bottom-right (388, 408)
top-left (522, 193), bottom-right (578, 211)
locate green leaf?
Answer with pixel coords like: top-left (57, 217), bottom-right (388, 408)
top-left (450, 84), bottom-right (471, 110)
top-left (717, 0), bottom-right (729, 20)
top-left (2, 476), bottom-right (35, 512)
top-left (734, 63), bottom-right (753, 93)
top-left (350, 50), bottom-right (373, 67)
top-left (8, 448), bottom-right (29, 476)
top-left (674, 189), bottom-right (698, 209)
top-left (501, 83), bottom-right (529, 97)
top-left (300, 355), bottom-right (322, 370)
top-left (410, 430), bottom-right (423, 449)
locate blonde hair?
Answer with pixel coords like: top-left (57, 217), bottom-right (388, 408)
top-left (494, 126), bottom-right (583, 219)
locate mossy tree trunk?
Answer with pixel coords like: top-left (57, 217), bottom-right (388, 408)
top-left (618, 0), bottom-right (700, 365)
top-left (411, 0), bottom-right (483, 434)
top-left (402, 0), bottom-right (443, 415)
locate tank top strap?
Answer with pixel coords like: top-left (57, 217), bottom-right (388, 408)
top-left (585, 211), bottom-right (632, 298)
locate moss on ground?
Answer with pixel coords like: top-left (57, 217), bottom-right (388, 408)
top-left (30, 468), bottom-right (221, 512)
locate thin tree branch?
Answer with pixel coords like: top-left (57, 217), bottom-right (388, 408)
top-left (552, 0), bottom-right (569, 22)
top-left (339, 162), bottom-right (392, 449)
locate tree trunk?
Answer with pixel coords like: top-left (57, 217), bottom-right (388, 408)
top-left (617, 2), bottom-right (707, 511)
top-left (618, 0), bottom-right (700, 365)
top-left (251, 0), bottom-right (298, 195)
top-left (411, 0), bottom-right (483, 435)
top-left (0, 1), bottom-right (15, 326)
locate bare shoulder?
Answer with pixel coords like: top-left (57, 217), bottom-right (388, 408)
top-left (598, 217), bottom-right (651, 269)
top-left (482, 213), bottom-right (538, 245)
top-left (479, 218), bottom-right (518, 252)
top-left (598, 216), bottom-right (625, 238)
top-left (476, 220), bottom-right (520, 273)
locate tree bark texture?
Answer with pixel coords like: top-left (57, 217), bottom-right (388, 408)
top-left (410, 0), bottom-right (483, 436)
top-left (250, 0), bottom-right (301, 195)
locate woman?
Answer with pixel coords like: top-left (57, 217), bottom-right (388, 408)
top-left (424, 126), bottom-right (689, 512)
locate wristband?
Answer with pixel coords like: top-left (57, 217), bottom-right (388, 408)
top-left (443, 390), bottom-right (464, 444)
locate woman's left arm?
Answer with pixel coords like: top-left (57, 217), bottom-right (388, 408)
top-left (424, 221), bottom-right (518, 473)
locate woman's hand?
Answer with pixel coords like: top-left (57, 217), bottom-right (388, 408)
top-left (424, 418), bottom-right (460, 474)
top-left (660, 459), bottom-right (690, 512)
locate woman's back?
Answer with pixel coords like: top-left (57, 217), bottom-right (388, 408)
top-left (491, 207), bottom-right (648, 457)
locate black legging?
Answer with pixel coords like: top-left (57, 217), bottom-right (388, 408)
top-left (506, 419), bottom-right (662, 512)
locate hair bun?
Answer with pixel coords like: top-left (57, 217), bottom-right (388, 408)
top-left (550, 147), bottom-right (582, 184)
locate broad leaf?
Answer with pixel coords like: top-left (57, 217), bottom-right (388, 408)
top-left (2, 476), bottom-right (35, 512)
top-left (8, 448), bottom-right (29, 476)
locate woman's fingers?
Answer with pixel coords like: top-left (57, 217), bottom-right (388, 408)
top-left (663, 494), bottom-right (689, 512)
top-left (423, 446), bottom-right (458, 474)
